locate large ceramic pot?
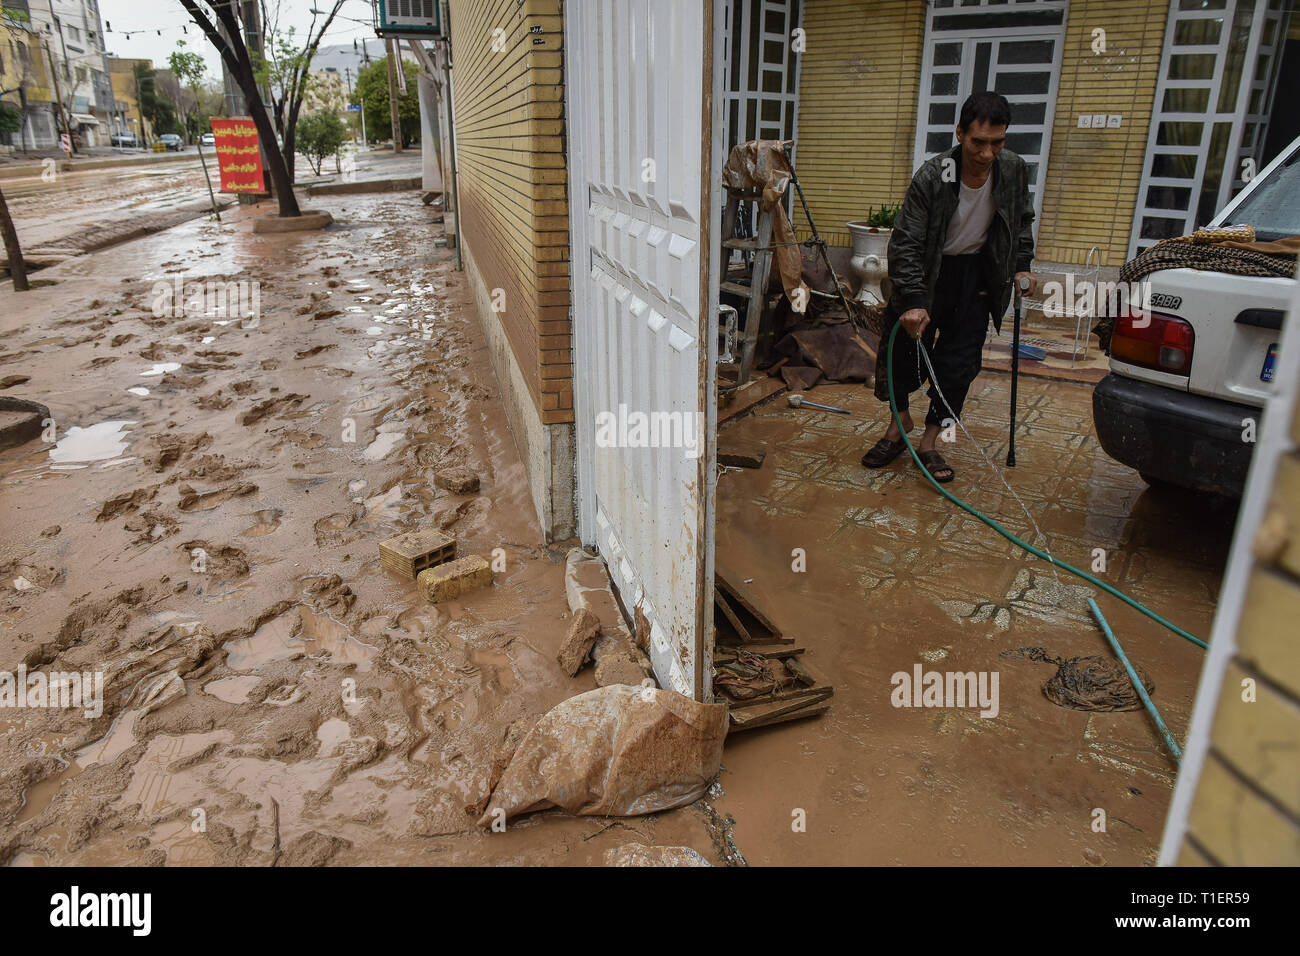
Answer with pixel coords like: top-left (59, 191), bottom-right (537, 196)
top-left (847, 221), bottom-right (890, 306)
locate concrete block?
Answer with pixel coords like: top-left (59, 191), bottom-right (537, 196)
top-left (435, 466), bottom-right (481, 494)
top-left (252, 210), bottom-right (334, 234)
top-left (417, 554), bottom-right (492, 603)
top-left (379, 528), bottom-right (456, 579)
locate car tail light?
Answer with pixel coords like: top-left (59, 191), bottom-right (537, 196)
top-left (1111, 308), bottom-right (1194, 375)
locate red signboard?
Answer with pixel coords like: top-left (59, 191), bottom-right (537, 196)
top-left (210, 118), bottom-right (266, 194)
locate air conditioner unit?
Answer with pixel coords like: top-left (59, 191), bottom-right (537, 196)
top-left (374, 0), bottom-right (442, 38)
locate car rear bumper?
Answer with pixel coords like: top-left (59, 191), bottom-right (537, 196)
top-left (1092, 373), bottom-right (1259, 497)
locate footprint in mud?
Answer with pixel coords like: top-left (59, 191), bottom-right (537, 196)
top-left (97, 485), bottom-right (159, 521)
top-left (2, 561), bottom-right (63, 594)
top-left (177, 481), bottom-right (258, 513)
top-left (0, 375), bottom-right (30, 389)
top-left (295, 344), bottom-right (337, 359)
top-left (313, 310), bottom-right (343, 321)
top-left (231, 380), bottom-right (258, 396)
top-left (124, 510), bottom-right (179, 545)
top-left (110, 334), bottom-right (135, 348)
top-left (283, 431), bottom-right (326, 449)
top-left (140, 343), bottom-right (185, 361)
top-left (241, 508), bottom-right (283, 537)
top-left (85, 356), bottom-right (118, 369)
top-left (197, 393), bottom-right (233, 411)
top-left (313, 510), bottom-right (359, 546)
top-left (322, 367), bottom-right (353, 378)
top-left (147, 432), bottom-right (213, 473)
top-left (239, 394), bottom-right (307, 426)
top-left (178, 540), bottom-right (250, 581)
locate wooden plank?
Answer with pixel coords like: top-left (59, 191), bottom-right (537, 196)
top-left (713, 586), bottom-right (752, 644)
top-left (717, 440), bottom-right (766, 469)
top-left (727, 685), bottom-right (833, 713)
top-left (712, 643), bottom-right (805, 663)
top-left (729, 697), bottom-right (832, 733)
top-left (715, 561), bottom-right (787, 641)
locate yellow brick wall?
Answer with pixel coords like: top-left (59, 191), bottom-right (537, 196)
top-left (791, 0), bottom-right (925, 249)
top-left (1176, 397), bottom-right (1300, 865)
top-left (449, 0), bottom-right (572, 425)
top-left (1036, 0), bottom-right (1169, 268)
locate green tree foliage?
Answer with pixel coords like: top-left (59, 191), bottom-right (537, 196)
top-left (0, 102), bottom-right (21, 136)
top-left (295, 110), bottom-right (348, 175)
top-left (134, 63), bottom-right (178, 137)
top-left (168, 40), bottom-right (211, 140)
top-left (352, 59), bottom-right (419, 147)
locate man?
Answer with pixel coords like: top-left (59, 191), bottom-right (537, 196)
top-left (862, 91), bottom-right (1038, 483)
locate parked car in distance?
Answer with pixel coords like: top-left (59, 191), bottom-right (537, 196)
top-left (159, 133), bottom-right (184, 151)
top-left (109, 132), bottom-right (140, 148)
top-left (200, 132), bottom-right (215, 147)
top-left (1093, 133), bottom-right (1298, 497)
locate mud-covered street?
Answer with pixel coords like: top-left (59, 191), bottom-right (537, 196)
top-left (0, 194), bottom-right (719, 866)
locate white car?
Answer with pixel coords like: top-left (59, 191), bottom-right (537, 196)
top-left (1093, 134), bottom-right (1297, 496)
top-left (200, 132), bottom-right (216, 146)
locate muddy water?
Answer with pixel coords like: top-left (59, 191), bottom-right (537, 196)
top-left (0, 194), bottom-right (718, 866)
top-left (712, 374), bottom-right (1234, 865)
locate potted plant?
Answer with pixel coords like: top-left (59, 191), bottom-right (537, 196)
top-left (847, 204), bottom-right (901, 305)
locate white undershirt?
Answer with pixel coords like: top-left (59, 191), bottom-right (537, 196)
top-left (942, 172), bottom-right (995, 255)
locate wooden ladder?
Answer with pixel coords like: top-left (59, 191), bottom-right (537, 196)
top-left (721, 189), bottom-right (777, 385)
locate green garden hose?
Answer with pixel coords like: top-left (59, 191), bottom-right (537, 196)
top-left (884, 321), bottom-right (1207, 651)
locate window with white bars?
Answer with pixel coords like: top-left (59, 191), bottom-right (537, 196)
top-left (1129, 0), bottom-right (1291, 258)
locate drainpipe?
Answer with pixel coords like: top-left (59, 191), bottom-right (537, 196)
top-left (439, 0), bottom-right (460, 270)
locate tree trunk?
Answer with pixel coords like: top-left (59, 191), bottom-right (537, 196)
top-left (0, 185), bottom-right (30, 292)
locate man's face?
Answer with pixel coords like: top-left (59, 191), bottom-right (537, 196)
top-left (956, 119), bottom-right (1007, 173)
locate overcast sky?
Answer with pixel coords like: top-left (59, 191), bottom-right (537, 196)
top-left (99, 0), bottom-right (379, 81)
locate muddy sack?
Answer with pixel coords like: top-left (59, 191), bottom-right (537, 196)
top-left (477, 684), bottom-right (727, 825)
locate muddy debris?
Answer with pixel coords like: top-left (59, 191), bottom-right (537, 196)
top-left (556, 608), bottom-right (602, 677)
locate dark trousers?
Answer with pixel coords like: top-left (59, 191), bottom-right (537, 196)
top-left (877, 254), bottom-right (991, 428)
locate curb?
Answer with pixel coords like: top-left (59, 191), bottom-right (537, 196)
top-left (306, 176), bottom-right (422, 196)
top-left (0, 397), bottom-right (50, 452)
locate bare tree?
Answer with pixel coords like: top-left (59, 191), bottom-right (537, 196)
top-left (176, 0), bottom-right (310, 217)
top-left (256, 0), bottom-right (346, 183)
top-left (0, 185), bottom-right (29, 292)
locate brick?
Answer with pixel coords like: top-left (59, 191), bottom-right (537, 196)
top-left (434, 466), bottom-right (481, 494)
top-left (378, 528), bottom-right (456, 579)
top-left (556, 607), bottom-right (601, 676)
top-left (418, 555), bottom-right (493, 603)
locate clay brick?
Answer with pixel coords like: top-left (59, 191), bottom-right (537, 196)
top-left (556, 607), bottom-right (601, 676)
top-left (434, 466), bottom-right (480, 495)
top-left (418, 555), bottom-right (493, 603)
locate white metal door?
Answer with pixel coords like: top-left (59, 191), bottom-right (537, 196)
top-left (567, 0), bottom-right (721, 700)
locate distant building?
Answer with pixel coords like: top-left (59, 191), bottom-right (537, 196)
top-left (1, 0), bottom-right (113, 148)
top-left (107, 57), bottom-right (152, 145)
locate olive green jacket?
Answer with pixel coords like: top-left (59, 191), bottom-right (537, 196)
top-left (885, 143), bottom-right (1036, 333)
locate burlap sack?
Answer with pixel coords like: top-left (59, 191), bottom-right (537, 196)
top-left (477, 684), bottom-right (727, 824)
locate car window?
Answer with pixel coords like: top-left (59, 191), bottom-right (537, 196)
top-left (1219, 145), bottom-right (1300, 240)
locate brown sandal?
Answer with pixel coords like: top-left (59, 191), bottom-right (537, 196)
top-left (862, 437), bottom-right (907, 468)
top-left (918, 449), bottom-right (955, 484)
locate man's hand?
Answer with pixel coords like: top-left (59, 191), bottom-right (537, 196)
top-left (1015, 271), bottom-right (1039, 298)
top-left (900, 308), bottom-right (930, 340)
